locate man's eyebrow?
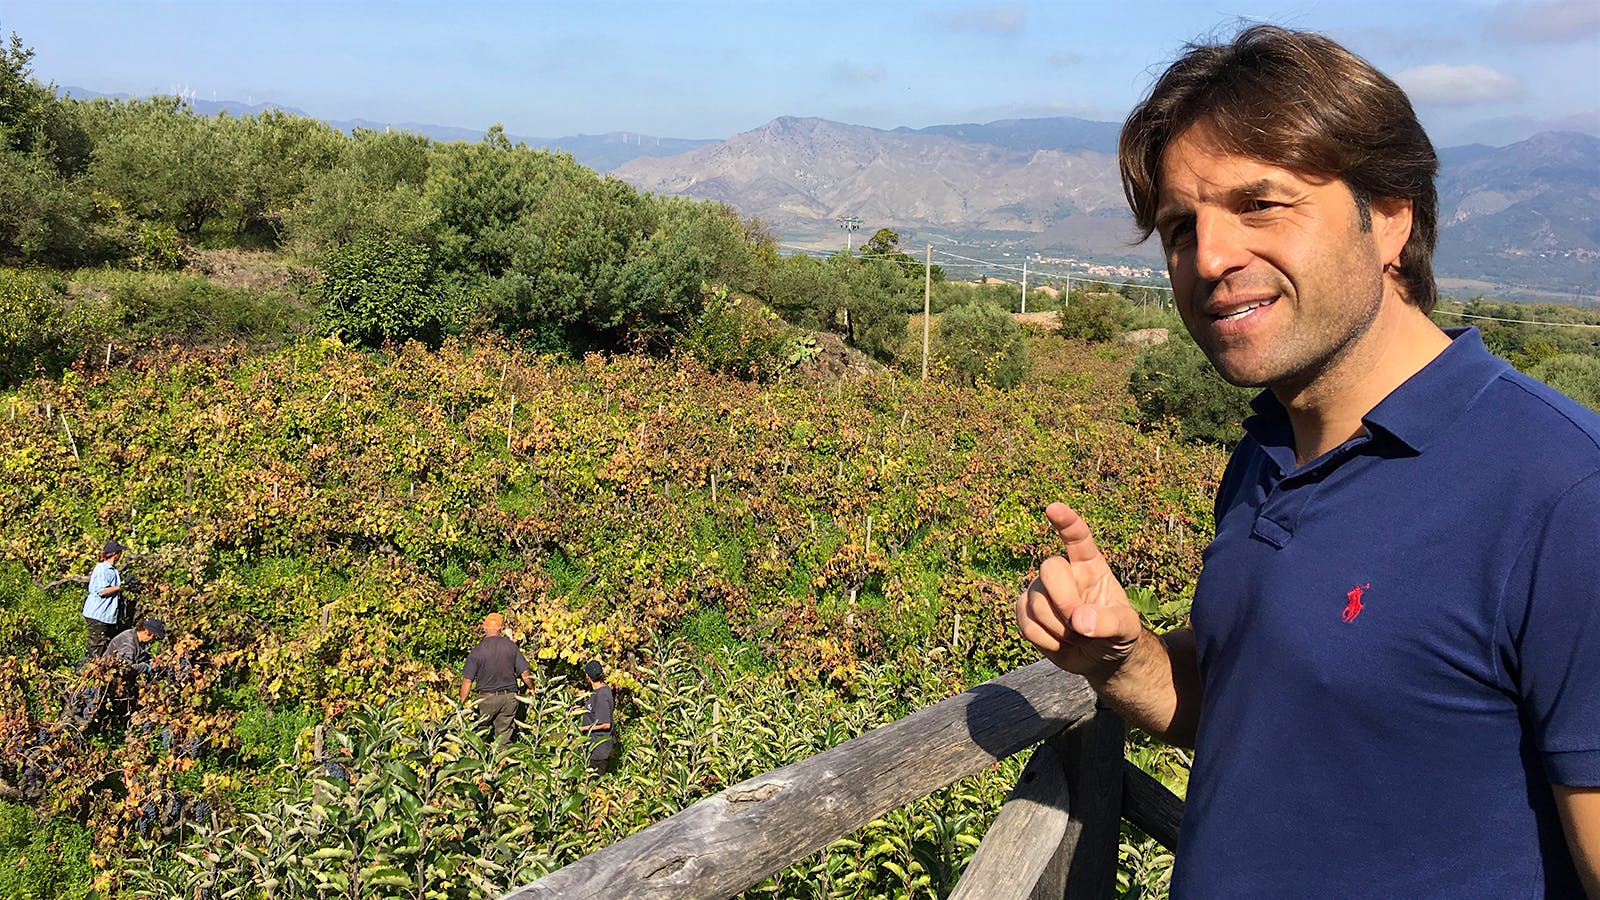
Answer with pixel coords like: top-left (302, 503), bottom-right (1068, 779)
top-left (1237, 178), bottom-right (1286, 198)
top-left (1154, 205), bottom-right (1192, 234)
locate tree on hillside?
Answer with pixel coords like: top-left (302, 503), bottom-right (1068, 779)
top-left (231, 109), bottom-right (344, 240)
top-left (1057, 290), bottom-right (1129, 342)
top-left (427, 129), bottom-right (712, 352)
top-left (1127, 334), bottom-right (1254, 445)
top-left (0, 31), bottom-right (97, 265)
top-left (1528, 353), bottom-right (1600, 412)
top-left (85, 97), bottom-right (239, 237)
top-left (858, 227), bottom-right (944, 282)
top-left (284, 128), bottom-right (436, 250)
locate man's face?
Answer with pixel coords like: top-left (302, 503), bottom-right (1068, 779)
top-left (136, 628), bottom-right (153, 644)
top-left (1154, 124), bottom-right (1392, 395)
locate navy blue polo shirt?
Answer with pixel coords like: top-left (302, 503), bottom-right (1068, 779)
top-left (1174, 329), bottom-right (1600, 898)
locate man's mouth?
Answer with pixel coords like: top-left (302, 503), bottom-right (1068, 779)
top-left (1213, 299), bottom-right (1273, 321)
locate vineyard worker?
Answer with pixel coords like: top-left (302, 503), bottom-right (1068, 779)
top-left (105, 617), bottom-right (166, 675)
top-left (81, 540), bottom-right (127, 662)
top-left (579, 660), bottom-right (614, 774)
top-left (1018, 25), bottom-right (1600, 898)
top-left (459, 612), bottom-right (536, 741)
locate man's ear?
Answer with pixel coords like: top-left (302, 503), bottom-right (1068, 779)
top-left (1369, 196), bottom-right (1413, 269)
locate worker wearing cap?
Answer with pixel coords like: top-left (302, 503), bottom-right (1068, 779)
top-left (105, 617), bottom-right (166, 675)
top-left (459, 613), bottom-right (536, 740)
top-left (580, 660), bottom-right (614, 773)
top-left (82, 540), bottom-right (127, 661)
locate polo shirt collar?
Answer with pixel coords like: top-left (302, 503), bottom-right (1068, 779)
top-left (1241, 327), bottom-right (1509, 459)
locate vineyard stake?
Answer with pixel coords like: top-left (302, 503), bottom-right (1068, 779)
top-left (507, 395), bottom-right (517, 451)
top-left (865, 515), bottom-right (873, 555)
top-left (61, 413), bottom-right (79, 460)
top-left (711, 472), bottom-right (718, 505)
top-left (105, 341), bottom-right (113, 368)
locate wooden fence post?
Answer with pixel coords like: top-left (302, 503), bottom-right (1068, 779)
top-left (1049, 705), bottom-right (1125, 900)
top-left (952, 705), bottom-right (1125, 900)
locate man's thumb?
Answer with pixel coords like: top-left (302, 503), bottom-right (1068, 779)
top-left (1073, 604), bottom-right (1101, 637)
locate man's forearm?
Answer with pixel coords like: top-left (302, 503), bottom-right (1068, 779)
top-left (1087, 627), bottom-right (1201, 748)
top-left (1554, 785), bottom-right (1600, 898)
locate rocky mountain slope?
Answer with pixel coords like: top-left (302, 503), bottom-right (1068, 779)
top-left (614, 116), bottom-right (1600, 297)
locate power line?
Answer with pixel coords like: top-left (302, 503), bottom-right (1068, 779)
top-left (1434, 309), bottom-right (1600, 329)
top-left (777, 242), bottom-right (1175, 296)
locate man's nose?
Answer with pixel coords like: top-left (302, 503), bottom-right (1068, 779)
top-left (1193, 212), bottom-right (1251, 282)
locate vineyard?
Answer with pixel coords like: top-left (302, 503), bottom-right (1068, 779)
top-left (0, 330), bottom-right (1224, 897)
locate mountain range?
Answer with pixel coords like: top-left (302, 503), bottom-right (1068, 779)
top-left (63, 88), bottom-right (1600, 300)
top-left (614, 117), bottom-right (1600, 301)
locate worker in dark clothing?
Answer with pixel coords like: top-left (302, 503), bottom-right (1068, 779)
top-left (105, 617), bottom-right (165, 674)
top-left (580, 660), bottom-right (614, 773)
top-left (459, 613), bottom-right (536, 741)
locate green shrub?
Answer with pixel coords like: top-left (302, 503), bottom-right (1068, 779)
top-left (1058, 291), bottom-right (1130, 343)
top-left (0, 268), bottom-right (83, 386)
top-left (1128, 335), bottom-right (1254, 445)
top-left (319, 233), bottom-right (447, 347)
top-left (128, 221), bottom-right (186, 271)
top-left (1528, 353), bottom-right (1600, 412)
top-left (233, 704), bottom-right (317, 764)
top-left (683, 288), bottom-right (811, 381)
top-left (0, 801), bottom-right (93, 900)
top-left (78, 269), bottom-right (305, 345)
top-left (937, 300), bottom-right (1029, 388)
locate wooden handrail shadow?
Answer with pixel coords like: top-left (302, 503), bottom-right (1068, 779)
top-left (504, 660), bottom-right (1184, 899)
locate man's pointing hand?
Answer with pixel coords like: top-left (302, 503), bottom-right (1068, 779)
top-left (1016, 502), bottom-right (1145, 682)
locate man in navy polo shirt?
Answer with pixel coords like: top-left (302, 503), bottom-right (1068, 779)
top-left (1017, 25), bottom-right (1599, 897)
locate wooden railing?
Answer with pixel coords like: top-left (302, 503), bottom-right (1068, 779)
top-left (504, 660), bottom-right (1184, 899)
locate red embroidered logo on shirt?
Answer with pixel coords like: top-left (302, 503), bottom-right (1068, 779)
top-left (1342, 583), bottom-right (1371, 623)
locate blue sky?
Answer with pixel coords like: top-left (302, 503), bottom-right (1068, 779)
top-left (6, 1), bottom-right (1598, 147)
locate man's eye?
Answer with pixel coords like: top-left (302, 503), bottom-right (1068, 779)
top-left (1164, 222), bottom-right (1194, 246)
top-left (1242, 199), bottom-right (1281, 214)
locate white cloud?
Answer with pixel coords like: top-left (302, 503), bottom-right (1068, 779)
top-left (1489, 0), bottom-right (1600, 44)
top-left (935, 5), bottom-right (1025, 35)
top-left (1395, 64), bottom-right (1523, 104)
top-left (1048, 50), bottom-right (1083, 67)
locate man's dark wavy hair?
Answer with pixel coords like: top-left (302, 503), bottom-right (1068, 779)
top-left (1119, 24), bottom-right (1439, 313)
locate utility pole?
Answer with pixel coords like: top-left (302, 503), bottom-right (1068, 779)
top-left (922, 244), bottom-right (932, 381)
top-left (837, 216), bottom-right (863, 252)
top-left (1021, 260), bottom-right (1028, 314)
top-left (1064, 270), bottom-right (1071, 309)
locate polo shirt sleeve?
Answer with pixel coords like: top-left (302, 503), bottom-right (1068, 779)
top-left (512, 645), bottom-right (530, 675)
top-left (1513, 468), bottom-right (1600, 787)
top-left (462, 649), bottom-right (480, 684)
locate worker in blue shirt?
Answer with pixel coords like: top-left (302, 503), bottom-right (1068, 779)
top-left (1018, 25), bottom-right (1599, 898)
top-left (82, 540), bottom-right (127, 662)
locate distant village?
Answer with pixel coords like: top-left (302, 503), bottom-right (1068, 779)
top-left (1028, 254), bottom-right (1167, 283)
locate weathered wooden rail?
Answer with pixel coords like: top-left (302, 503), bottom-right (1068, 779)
top-left (505, 660), bottom-right (1184, 899)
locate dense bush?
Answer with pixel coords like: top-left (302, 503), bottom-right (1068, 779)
top-left (1127, 335), bottom-right (1255, 446)
top-left (683, 288), bottom-right (813, 382)
top-left (1528, 353), bottom-right (1600, 411)
top-left (319, 234), bottom-right (448, 347)
top-left (0, 268), bottom-right (107, 386)
top-left (936, 300), bottom-right (1029, 389)
top-left (1057, 291), bottom-right (1130, 343)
